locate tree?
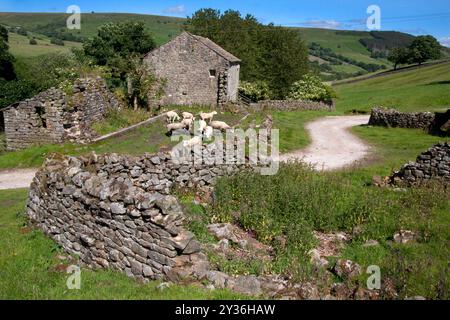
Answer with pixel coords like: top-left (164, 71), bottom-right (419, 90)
top-left (258, 24), bottom-right (309, 99)
top-left (185, 9), bottom-right (309, 98)
top-left (83, 22), bottom-right (155, 69)
top-left (186, 9), bottom-right (263, 82)
top-left (126, 55), bottom-right (158, 110)
top-left (0, 25), bottom-right (16, 81)
top-left (408, 35), bottom-right (441, 65)
top-left (388, 47), bottom-right (409, 70)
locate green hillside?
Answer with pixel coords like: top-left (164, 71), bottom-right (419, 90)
top-left (2, 12), bottom-right (447, 79)
top-left (7, 32), bottom-right (82, 58)
top-left (0, 12), bottom-right (185, 45)
top-left (334, 61), bottom-right (450, 113)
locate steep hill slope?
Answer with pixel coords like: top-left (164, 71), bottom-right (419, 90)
top-left (334, 61), bottom-right (450, 113)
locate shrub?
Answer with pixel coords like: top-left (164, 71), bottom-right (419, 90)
top-left (212, 162), bottom-right (450, 292)
top-left (238, 80), bottom-right (271, 101)
top-left (29, 38), bottom-right (37, 45)
top-left (287, 74), bottom-right (336, 104)
top-left (50, 37), bottom-right (64, 46)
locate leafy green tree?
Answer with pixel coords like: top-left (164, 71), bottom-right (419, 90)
top-left (83, 22), bottom-right (155, 69)
top-left (408, 35), bottom-right (441, 65)
top-left (186, 9), bottom-right (263, 82)
top-left (126, 55), bottom-right (158, 110)
top-left (0, 25), bottom-right (8, 42)
top-left (0, 25), bottom-right (15, 81)
top-left (186, 9), bottom-right (309, 98)
top-left (388, 47), bottom-right (410, 70)
top-left (258, 24), bottom-right (309, 99)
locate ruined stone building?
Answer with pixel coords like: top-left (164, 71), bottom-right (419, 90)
top-left (1, 77), bottom-right (120, 151)
top-left (144, 32), bottom-right (241, 107)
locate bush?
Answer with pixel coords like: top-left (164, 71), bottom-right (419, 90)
top-left (50, 37), bottom-right (64, 46)
top-left (29, 38), bottom-right (37, 45)
top-left (238, 81), bottom-right (271, 101)
top-left (287, 74), bottom-right (336, 103)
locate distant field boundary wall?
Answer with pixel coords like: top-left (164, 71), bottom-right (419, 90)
top-left (248, 100), bottom-right (335, 112)
top-left (369, 107), bottom-right (449, 136)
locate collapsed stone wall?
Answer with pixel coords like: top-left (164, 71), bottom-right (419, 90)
top-left (368, 107), bottom-right (435, 129)
top-left (3, 77), bottom-right (120, 151)
top-left (249, 100), bottom-right (335, 112)
top-left (389, 142), bottom-right (450, 186)
top-left (27, 147), bottom-right (250, 282)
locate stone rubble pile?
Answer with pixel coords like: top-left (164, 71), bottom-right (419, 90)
top-left (389, 142), bottom-right (450, 186)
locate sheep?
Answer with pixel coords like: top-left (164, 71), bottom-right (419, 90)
top-left (199, 111), bottom-right (218, 122)
top-left (183, 136), bottom-right (202, 148)
top-left (166, 111), bottom-right (181, 123)
top-left (181, 118), bottom-right (195, 131)
top-left (166, 122), bottom-right (187, 135)
top-left (203, 126), bottom-right (214, 140)
top-left (210, 120), bottom-right (232, 131)
top-left (197, 119), bottom-right (208, 133)
top-left (182, 112), bottom-right (194, 120)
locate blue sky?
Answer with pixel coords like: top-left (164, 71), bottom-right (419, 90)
top-left (1, 0), bottom-right (449, 46)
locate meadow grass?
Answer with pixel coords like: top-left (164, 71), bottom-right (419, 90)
top-left (7, 32), bottom-right (82, 58)
top-left (211, 162), bottom-right (449, 299)
top-left (334, 62), bottom-right (450, 113)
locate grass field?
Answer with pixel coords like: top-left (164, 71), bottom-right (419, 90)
top-left (7, 32), bottom-right (82, 58)
top-left (334, 62), bottom-right (450, 113)
top-left (296, 27), bottom-right (391, 67)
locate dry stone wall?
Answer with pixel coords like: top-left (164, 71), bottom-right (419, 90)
top-left (368, 107), bottom-right (435, 129)
top-left (3, 77), bottom-right (119, 150)
top-left (249, 100), bottom-right (335, 112)
top-left (27, 147), bottom-right (251, 282)
top-left (389, 142), bottom-right (450, 186)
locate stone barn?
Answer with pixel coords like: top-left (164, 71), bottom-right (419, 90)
top-left (144, 32), bottom-right (241, 107)
top-left (1, 77), bottom-right (120, 151)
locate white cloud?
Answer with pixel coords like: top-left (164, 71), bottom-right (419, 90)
top-left (299, 20), bottom-right (342, 29)
top-left (439, 36), bottom-right (450, 48)
top-left (163, 5), bottom-right (186, 15)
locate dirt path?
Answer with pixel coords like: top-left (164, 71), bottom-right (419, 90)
top-left (280, 115), bottom-right (371, 170)
top-left (0, 168), bottom-right (37, 190)
top-left (0, 115), bottom-right (370, 190)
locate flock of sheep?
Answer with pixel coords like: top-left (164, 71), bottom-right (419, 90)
top-left (165, 110), bottom-right (232, 147)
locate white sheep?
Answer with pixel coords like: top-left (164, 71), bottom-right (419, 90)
top-left (183, 136), bottom-right (202, 148)
top-left (166, 122), bottom-right (187, 134)
top-left (166, 111), bottom-right (181, 123)
top-left (203, 126), bottom-right (214, 140)
top-left (181, 118), bottom-right (195, 130)
top-left (199, 111), bottom-right (218, 122)
top-left (182, 112), bottom-right (194, 120)
top-left (210, 120), bottom-right (232, 131)
top-left (197, 119), bottom-right (207, 133)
